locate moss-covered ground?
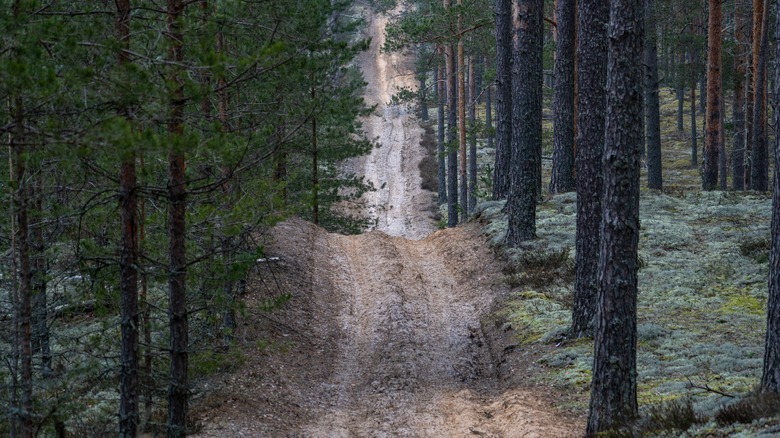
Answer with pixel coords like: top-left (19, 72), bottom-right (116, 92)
top-left (471, 88), bottom-right (779, 436)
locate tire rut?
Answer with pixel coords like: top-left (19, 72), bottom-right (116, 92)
top-left (303, 230), bottom-right (494, 437)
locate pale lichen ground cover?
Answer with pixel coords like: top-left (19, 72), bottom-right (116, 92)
top-left (472, 88), bottom-right (779, 435)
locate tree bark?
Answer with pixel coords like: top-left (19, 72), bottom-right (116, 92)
top-left (733, 0), bottom-right (748, 190)
top-left (586, 0), bottom-right (642, 431)
top-left (437, 63), bottom-right (447, 204)
top-left (31, 175), bottom-right (51, 376)
top-left (468, 56), bottom-right (477, 213)
top-left (550, 0), bottom-right (576, 194)
top-left (761, 2), bottom-right (780, 390)
top-left (419, 46), bottom-right (429, 121)
top-left (12, 93), bottom-right (33, 438)
top-left (690, 50), bottom-right (699, 168)
top-left (570, 0), bottom-right (609, 338)
top-left (446, 41), bottom-right (458, 227)
top-left (750, 0), bottom-right (770, 192)
top-left (506, 0), bottom-right (542, 246)
top-left (644, 0), bottom-right (662, 190)
top-left (167, 0), bottom-right (189, 436)
top-left (703, 0), bottom-right (722, 191)
top-left (485, 56), bottom-right (494, 151)
top-left (116, 0), bottom-right (139, 435)
top-left (492, 0), bottom-right (512, 200)
top-left (458, 4), bottom-right (467, 220)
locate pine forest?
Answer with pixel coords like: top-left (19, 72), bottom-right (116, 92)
top-left (3, 0), bottom-right (780, 436)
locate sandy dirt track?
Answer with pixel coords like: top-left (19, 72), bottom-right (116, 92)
top-left (191, 5), bottom-right (581, 437)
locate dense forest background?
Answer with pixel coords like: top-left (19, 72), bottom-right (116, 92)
top-left (4, 0), bottom-right (780, 436)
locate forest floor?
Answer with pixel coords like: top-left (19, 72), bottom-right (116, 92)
top-left (190, 5), bottom-right (582, 438)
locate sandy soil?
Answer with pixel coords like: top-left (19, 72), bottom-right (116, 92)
top-left (191, 5), bottom-right (581, 437)
top-left (352, 8), bottom-right (438, 240)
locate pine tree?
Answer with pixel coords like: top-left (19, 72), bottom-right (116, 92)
top-left (586, 0), bottom-right (643, 432)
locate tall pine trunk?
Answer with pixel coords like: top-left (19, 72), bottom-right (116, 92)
top-left (457, 5), bottom-right (467, 220)
top-left (586, 0), bottom-right (642, 432)
top-left (167, 0), bottom-right (189, 435)
top-left (733, 1), bottom-right (748, 190)
top-left (761, 2), bottom-right (780, 390)
top-left (550, 0), bottom-right (576, 194)
top-left (570, 0), bottom-right (609, 338)
top-left (446, 40), bottom-right (458, 227)
top-left (703, 0), bottom-right (722, 191)
top-left (436, 64), bottom-right (447, 204)
top-left (644, 0), bottom-right (662, 190)
top-left (751, 0), bottom-right (770, 191)
top-left (690, 50), bottom-right (699, 168)
top-left (506, 0), bottom-right (542, 245)
top-left (485, 56), bottom-right (494, 151)
top-left (492, 0), bottom-right (512, 200)
top-left (12, 93), bottom-right (33, 438)
top-left (468, 56), bottom-right (477, 213)
top-left (116, 0), bottom-right (139, 435)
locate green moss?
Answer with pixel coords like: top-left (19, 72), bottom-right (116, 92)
top-left (719, 294), bottom-right (765, 316)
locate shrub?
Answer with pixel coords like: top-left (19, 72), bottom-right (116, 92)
top-left (715, 391), bottom-right (780, 425)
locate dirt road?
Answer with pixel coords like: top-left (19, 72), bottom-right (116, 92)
top-left (192, 6), bottom-right (580, 437)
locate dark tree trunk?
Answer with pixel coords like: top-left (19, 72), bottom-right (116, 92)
top-left (751, 1), bottom-right (770, 192)
top-left (570, 0), bottom-right (609, 338)
top-left (446, 42), bottom-right (458, 227)
top-left (485, 56), bottom-right (494, 151)
top-left (12, 93), bottom-right (33, 438)
top-left (700, 69), bottom-right (706, 115)
top-left (116, 0), bottom-right (139, 435)
top-left (506, 0), bottom-right (542, 246)
top-left (703, 0), bottom-right (722, 191)
top-left (676, 87), bottom-right (685, 132)
top-left (419, 48), bottom-right (429, 121)
top-left (493, 0), bottom-right (512, 200)
top-left (733, 1), bottom-right (748, 190)
top-left (690, 50), bottom-right (699, 168)
top-left (719, 93), bottom-right (727, 189)
top-left (469, 56), bottom-right (477, 213)
top-left (458, 23), bottom-right (467, 220)
top-left (30, 176), bottom-right (51, 376)
top-left (436, 64), bottom-right (447, 204)
top-left (586, 0), bottom-right (642, 432)
top-left (312, 97), bottom-right (319, 224)
top-left (550, 0), bottom-right (576, 194)
top-left (167, 0), bottom-right (189, 436)
top-left (644, 0), bottom-right (662, 190)
top-left (762, 3), bottom-right (780, 389)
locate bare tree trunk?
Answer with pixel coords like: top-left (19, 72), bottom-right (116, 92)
top-left (570, 0), bottom-right (609, 338)
top-left (690, 50), bottom-right (699, 168)
top-left (703, 0), bottom-right (722, 190)
top-left (761, 3), bottom-right (780, 391)
top-left (733, 0), bottom-right (748, 190)
top-left (493, 0), bottom-right (512, 200)
top-left (115, 0), bottom-right (139, 435)
top-left (12, 91), bottom-right (33, 438)
top-left (484, 56), bottom-right (493, 151)
top-left (506, 0), bottom-right (543, 245)
top-left (446, 40), bottom-right (458, 226)
top-left (436, 64), bottom-right (447, 204)
top-left (457, 2), bottom-right (467, 220)
top-left (550, 0), bottom-right (576, 194)
top-left (751, 0), bottom-right (770, 191)
top-left (468, 56), bottom-right (477, 213)
top-left (644, 0), bottom-right (662, 190)
top-left (167, 0), bottom-right (189, 436)
top-left (31, 175), bottom-right (51, 377)
top-left (586, 0), bottom-right (642, 432)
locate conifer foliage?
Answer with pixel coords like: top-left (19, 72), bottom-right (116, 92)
top-left (0, 0), bottom-right (373, 435)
